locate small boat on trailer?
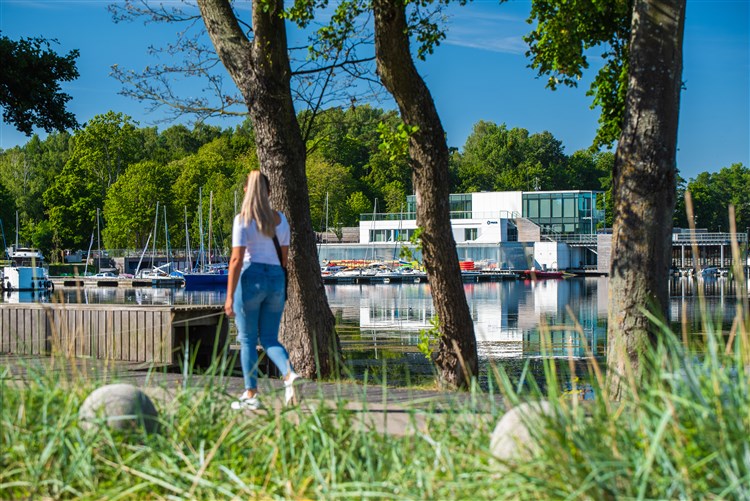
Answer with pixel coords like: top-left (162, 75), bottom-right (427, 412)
top-left (1, 246), bottom-right (54, 292)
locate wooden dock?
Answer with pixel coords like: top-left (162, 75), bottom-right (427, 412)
top-left (0, 303), bottom-right (228, 366)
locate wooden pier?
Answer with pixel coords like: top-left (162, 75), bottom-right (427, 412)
top-left (0, 304), bottom-right (228, 366)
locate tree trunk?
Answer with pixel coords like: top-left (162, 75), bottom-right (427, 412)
top-left (607, 0), bottom-right (686, 398)
top-left (197, 0), bottom-right (338, 378)
top-left (373, 0), bottom-right (477, 388)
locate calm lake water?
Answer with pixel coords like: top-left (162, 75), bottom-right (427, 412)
top-left (2, 276), bottom-right (745, 386)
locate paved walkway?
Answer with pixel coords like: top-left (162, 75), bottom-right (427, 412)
top-left (2, 355), bottom-right (503, 436)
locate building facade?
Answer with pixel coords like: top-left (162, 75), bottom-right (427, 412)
top-left (359, 190), bottom-right (605, 245)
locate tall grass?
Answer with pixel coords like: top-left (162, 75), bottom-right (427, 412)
top-left (3, 306), bottom-right (746, 499)
top-left (487, 206), bottom-right (750, 499)
top-left (0, 355), bottom-right (502, 499)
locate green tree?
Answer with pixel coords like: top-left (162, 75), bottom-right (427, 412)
top-left (373, 0), bottom-right (478, 388)
top-left (525, 0), bottom-right (631, 148)
top-left (306, 154), bottom-right (357, 230)
top-left (196, 0), bottom-right (338, 378)
top-left (44, 111), bottom-right (144, 250)
top-left (103, 161), bottom-right (176, 249)
top-left (0, 32), bottom-right (79, 135)
top-left (346, 191), bottom-right (373, 224)
top-left (605, 0), bottom-right (686, 397)
top-left (454, 122), bottom-right (568, 192)
top-left (69, 111), bottom-right (143, 196)
top-left (525, 0), bottom-right (687, 396)
top-left (687, 163), bottom-right (750, 232)
top-left (43, 158), bottom-right (100, 250)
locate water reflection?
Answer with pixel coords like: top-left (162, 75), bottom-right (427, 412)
top-left (328, 278), bottom-right (609, 363)
top-left (3, 276), bottom-right (743, 385)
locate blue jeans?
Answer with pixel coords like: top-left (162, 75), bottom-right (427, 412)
top-left (235, 262), bottom-right (292, 390)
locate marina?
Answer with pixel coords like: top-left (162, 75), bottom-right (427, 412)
top-left (1, 276), bottom-right (741, 385)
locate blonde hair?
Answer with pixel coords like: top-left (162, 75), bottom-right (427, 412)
top-left (240, 171), bottom-right (276, 238)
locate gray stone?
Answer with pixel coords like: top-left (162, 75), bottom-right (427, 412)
top-left (489, 400), bottom-right (555, 462)
top-left (79, 384), bottom-right (159, 434)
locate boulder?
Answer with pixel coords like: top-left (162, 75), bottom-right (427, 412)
top-left (489, 400), bottom-right (554, 461)
top-left (79, 383), bottom-right (159, 434)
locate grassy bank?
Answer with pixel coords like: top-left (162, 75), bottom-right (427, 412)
top-left (2, 298), bottom-right (749, 498)
top-left (0, 362), bottom-right (502, 499)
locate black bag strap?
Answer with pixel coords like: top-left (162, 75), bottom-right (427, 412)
top-left (272, 235), bottom-right (285, 269)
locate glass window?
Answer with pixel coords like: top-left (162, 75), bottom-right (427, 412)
top-left (564, 197), bottom-right (575, 218)
top-left (464, 228), bottom-right (477, 241)
top-left (527, 199), bottom-right (539, 218)
top-left (552, 198), bottom-right (563, 217)
top-left (540, 198), bottom-right (551, 218)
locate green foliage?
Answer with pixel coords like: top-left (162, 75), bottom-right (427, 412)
top-left (524, 0), bottom-right (631, 147)
top-left (345, 191), bottom-right (373, 224)
top-left (306, 153), bottom-right (357, 230)
top-left (454, 121), bottom-right (582, 192)
top-left (377, 121), bottom-right (419, 163)
top-left (0, 102), bottom-right (742, 258)
top-left (685, 163), bottom-right (750, 231)
top-left (492, 297), bottom-right (750, 498)
top-left (0, 32), bottom-right (79, 135)
top-left (417, 314), bottom-right (441, 359)
top-left (0, 356), bottom-right (499, 499)
top-left (42, 112), bottom-right (144, 250)
top-left (102, 161), bottom-right (177, 249)
top-left (399, 226), bottom-right (423, 262)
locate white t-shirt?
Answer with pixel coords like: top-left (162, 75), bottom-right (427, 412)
top-left (232, 212), bottom-right (290, 265)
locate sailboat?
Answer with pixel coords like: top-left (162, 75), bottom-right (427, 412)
top-left (134, 202), bottom-right (184, 287)
top-left (1, 212), bottom-right (53, 292)
top-left (181, 189), bottom-right (229, 290)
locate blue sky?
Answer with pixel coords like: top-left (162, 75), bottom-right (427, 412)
top-left (0, 0), bottom-right (748, 181)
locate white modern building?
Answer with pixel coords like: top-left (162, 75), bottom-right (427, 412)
top-left (355, 190), bottom-right (605, 270)
top-left (359, 190), bottom-right (605, 244)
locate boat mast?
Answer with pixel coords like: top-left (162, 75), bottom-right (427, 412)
top-left (184, 206), bottom-right (192, 271)
top-left (208, 191), bottom-right (214, 267)
top-left (96, 207), bottom-right (101, 271)
top-left (84, 232), bottom-right (94, 276)
top-left (325, 192), bottom-right (329, 244)
top-left (164, 206), bottom-right (171, 274)
top-left (151, 201), bottom-right (160, 271)
top-left (15, 210), bottom-right (19, 249)
top-left (198, 188), bottom-right (205, 272)
top-left (135, 232), bottom-right (151, 277)
top-left (369, 199), bottom-right (377, 262)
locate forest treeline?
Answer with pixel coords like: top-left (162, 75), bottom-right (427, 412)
top-left (0, 107), bottom-right (746, 260)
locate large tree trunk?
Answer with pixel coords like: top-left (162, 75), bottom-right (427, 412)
top-left (197, 0), bottom-right (338, 378)
top-left (373, 0), bottom-right (477, 388)
top-left (607, 0), bottom-right (686, 398)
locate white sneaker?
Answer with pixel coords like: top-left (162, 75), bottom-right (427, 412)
top-left (231, 394), bottom-right (261, 410)
top-left (284, 372), bottom-right (301, 405)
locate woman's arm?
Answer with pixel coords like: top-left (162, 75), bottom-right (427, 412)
top-left (280, 245), bottom-right (288, 268)
top-left (224, 245), bottom-right (245, 317)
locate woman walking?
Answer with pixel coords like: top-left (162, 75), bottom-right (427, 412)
top-left (225, 171), bottom-right (299, 410)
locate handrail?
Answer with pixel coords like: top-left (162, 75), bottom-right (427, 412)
top-left (672, 232), bottom-right (748, 243)
top-left (360, 210), bottom-right (521, 222)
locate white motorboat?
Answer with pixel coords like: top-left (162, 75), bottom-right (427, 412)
top-left (1, 246), bottom-right (53, 292)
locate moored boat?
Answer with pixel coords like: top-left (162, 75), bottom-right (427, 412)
top-left (519, 269), bottom-right (566, 280)
top-left (1, 246), bottom-right (54, 292)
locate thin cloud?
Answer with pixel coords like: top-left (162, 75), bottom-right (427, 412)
top-left (443, 5), bottom-right (529, 55)
top-left (445, 35), bottom-right (526, 54)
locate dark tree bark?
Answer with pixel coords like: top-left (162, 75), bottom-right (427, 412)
top-left (372, 0), bottom-right (477, 388)
top-left (197, 0), bottom-right (338, 378)
top-left (607, 0), bottom-right (686, 398)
